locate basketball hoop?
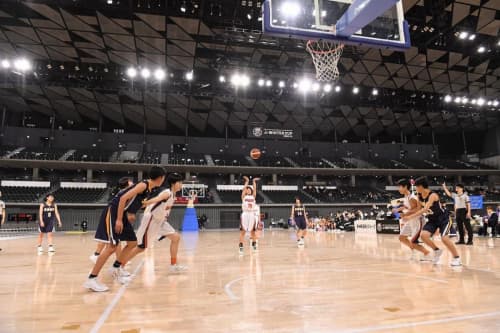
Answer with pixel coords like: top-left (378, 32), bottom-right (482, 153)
top-left (306, 39), bottom-right (344, 82)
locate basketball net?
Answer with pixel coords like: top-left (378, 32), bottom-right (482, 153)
top-left (306, 27), bottom-right (344, 82)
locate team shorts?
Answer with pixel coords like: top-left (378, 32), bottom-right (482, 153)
top-left (423, 217), bottom-right (453, 237)
top-left (39, 220), bottom-right (55, 233)
top-left (294, 216), bottom-right (307, 230)
top-left (136, 213), bottom-right (176, 249)
top-left (400, 219), bottom-right (422, 244)
top-left (240, 211), bottom-right (258, 232)
top-left (94, 206), bottom-right (137, 245)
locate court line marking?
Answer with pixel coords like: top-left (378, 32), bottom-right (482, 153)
top-left (224, 267), bottom-right (447, 301)
top-left (89, 259), bottom-right (145, 333)
top-left (338, 310), bottom-right (500, 333)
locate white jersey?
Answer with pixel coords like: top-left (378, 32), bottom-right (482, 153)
top-left (401, 193), bottom-right (419, 224)
top-left (242, 195), bottom-right (257, 212)
top-left (145, 189), bottom-right (175, 221)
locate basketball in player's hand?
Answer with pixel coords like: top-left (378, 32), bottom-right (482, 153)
top-left (250, 148), bottom-right (261, 160)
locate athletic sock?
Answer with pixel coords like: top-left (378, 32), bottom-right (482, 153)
top-left (454, 256), bottom-right (460, 259)
top-left (94, 252), bottom-right (100, 256)
top-left (171, 257), bottom-right (177, 265)
top-left (434, 248), bottom-right (439, 251)
top-left (112, 260), bottom-right (121, 268)
top-left (89, 274), bottom-right (97, 279)
top-left (239, 242), bottom-right (243, 248)
top-left (252, 241), bottom-right (256, 247)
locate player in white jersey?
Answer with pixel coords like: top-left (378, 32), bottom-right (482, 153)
top-left (118, 173), bottom-right (187, 273)
top-left (395, 179), bottom-right (432, 261)
top-left (239, 176), bottom-right (260, 255)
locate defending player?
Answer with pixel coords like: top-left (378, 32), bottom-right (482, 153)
top-left (404, 177), bottom-right (462, 266)
top-left (120, 173), bottom-right (188, 273)
top-left (84, 167), bottom-right (165, 292)
top-left (239, 176), bottom-right (259, 255)
top-left (37, 194), bottom-right (62, 253)
top-left (394, 179), bottom-right (432, 261)
top-left (89, 177), bottom-right (133, 263)
top-left (291, 197), bottom-right (308, 247)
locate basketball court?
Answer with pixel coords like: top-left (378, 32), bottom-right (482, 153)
top-left (1, 231), bottom-right (500, 332)
top-left (1, 0), bottom-right (499, 332)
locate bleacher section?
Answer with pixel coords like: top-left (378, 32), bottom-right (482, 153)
top-left (211, 155), bottom-right (250, 166)
top-left (52, 188), bottom-right (107, 203)
top-left (290, 158), bottom-right (330, 168)
top-left (67, 149), bottom-right (112, 162)
top-left (139, 152), bottom-right (161, 164)
top-left (255, 156), bottom-right (294, 167)
top-left (168, 153), bottom-right (206, 165)
top-left (304, 186), bottom-right (390, 203)
top-left (11, 148), bottom-right (66, 161)
top-left (262, 191), bottom-right (314, 203)
top-left (0, 186), bottom-right (47, 202)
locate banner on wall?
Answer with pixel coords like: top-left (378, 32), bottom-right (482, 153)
top-left (247, 126), bottom-right (298, 140)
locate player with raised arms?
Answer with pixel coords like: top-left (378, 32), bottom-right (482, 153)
top-left (239, 176), bottom-right (260, 255)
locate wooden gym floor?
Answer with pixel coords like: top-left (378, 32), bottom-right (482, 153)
top-left (1, 230), bottom-right (500, 333)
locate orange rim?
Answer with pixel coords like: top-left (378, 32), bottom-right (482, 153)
top-left (306, 40), bottom-right (344, 55)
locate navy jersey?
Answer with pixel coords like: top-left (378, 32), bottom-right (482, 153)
top-left (418, 191), bottom-right (445, 223)
top-left (42, 203), bottom-right (56, 223)
top-left (110, 180), bottom-right (153, 214)
top-left (293, 205), bottom-right (306, 218)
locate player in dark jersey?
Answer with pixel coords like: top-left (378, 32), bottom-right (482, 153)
top-left (89, 177), bottom-right (133, 264)
top-left (291, 198), bottom-right (309, 247)
top-left (84, 167), bottom-right (166, 292)
top-left (37, 194), bottom-right (62, 254)
top-left (405, 177), bottom-right (461, 266)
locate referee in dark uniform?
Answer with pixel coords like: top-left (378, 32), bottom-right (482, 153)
top-left (442, 183), bottom-right (473, 245)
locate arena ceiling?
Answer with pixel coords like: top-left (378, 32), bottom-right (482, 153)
top-left (0, 0), bottom-right (499, 140)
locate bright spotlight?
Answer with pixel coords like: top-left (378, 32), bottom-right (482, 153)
top-left (154, 68), bottom-right (165, 80)
top-left (185, 70), bottom-right (193, 81)
top-left (323, 84), bottom-right (332, 92)
top-left (477, 98), bottom-right (485, 106)
top-left (266, 80), bottom-right (272, 87)
top-left (298, 78), bottom-right (312, 93)
top-left (1, 59), bottom-right (10, 69)
top-left (126, 67), bottom-right (137, 78)
top-left (312, 82), bottom-right (320, 92)
top-left (458, 31), bottom-right (468, 40)
top-left (468, 34), bottom-right (476, 40)
top-left (246, 13), bottom-right (252, 20)
top-left (140, 68), bottom-right (150, 79)
top-left (444, 95), bottom-right (452, 103)
top-left (258, 79), bottom-right (265, 87)
top-left (335, 85), bottom-right (341, 93)
top-left (292, 82), bottom-right (298, 89)
top-left (231, 73), bottom-right (250, 87)
top-left (219, 75), bottom-right (226, 83)
top-left (14, 58), bottom-right (31, 72)
top-left (454, 97), bottom-right (461, 104)
top-left (352, 86), bottom-right (359, 94)
top-left (278, 80), bottom-right (285, 88)
top-left (281, 2), bottom-right (301, 18)
top-left (487, 101), bottom-right (492, 106)
top-left (372, 88), bottom-right (378, 96)
top-left (107, 0), bottom-right (113, 4)
top-left (493, 100), bottom-right (499, 107)
top-left (461, 97), bottom-right (468, 104)
top-left (477, 46), bottom-right (486, 53)
top-left (471, 99), bottom-right (477, 105)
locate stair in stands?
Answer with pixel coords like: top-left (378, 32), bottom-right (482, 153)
top-left (205, 155), bottom-right (215, 166)
top-left (59, 149), bottom-right (76, 161)
top-left (300, 189), bottom-right (319, 203)
top-left (257, 190), bottom-right (272, 204)
top-left (321, 158), bottom-right (337, 168)
top-left (161, 153), bottom-right (169, 164)
top-left (283, 157), bottom-right (299, 168)
top-left (6, 147), bottom-right (25, 159)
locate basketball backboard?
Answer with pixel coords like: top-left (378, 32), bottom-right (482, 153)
top-left (262, 0), bottom-right (410, 51)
